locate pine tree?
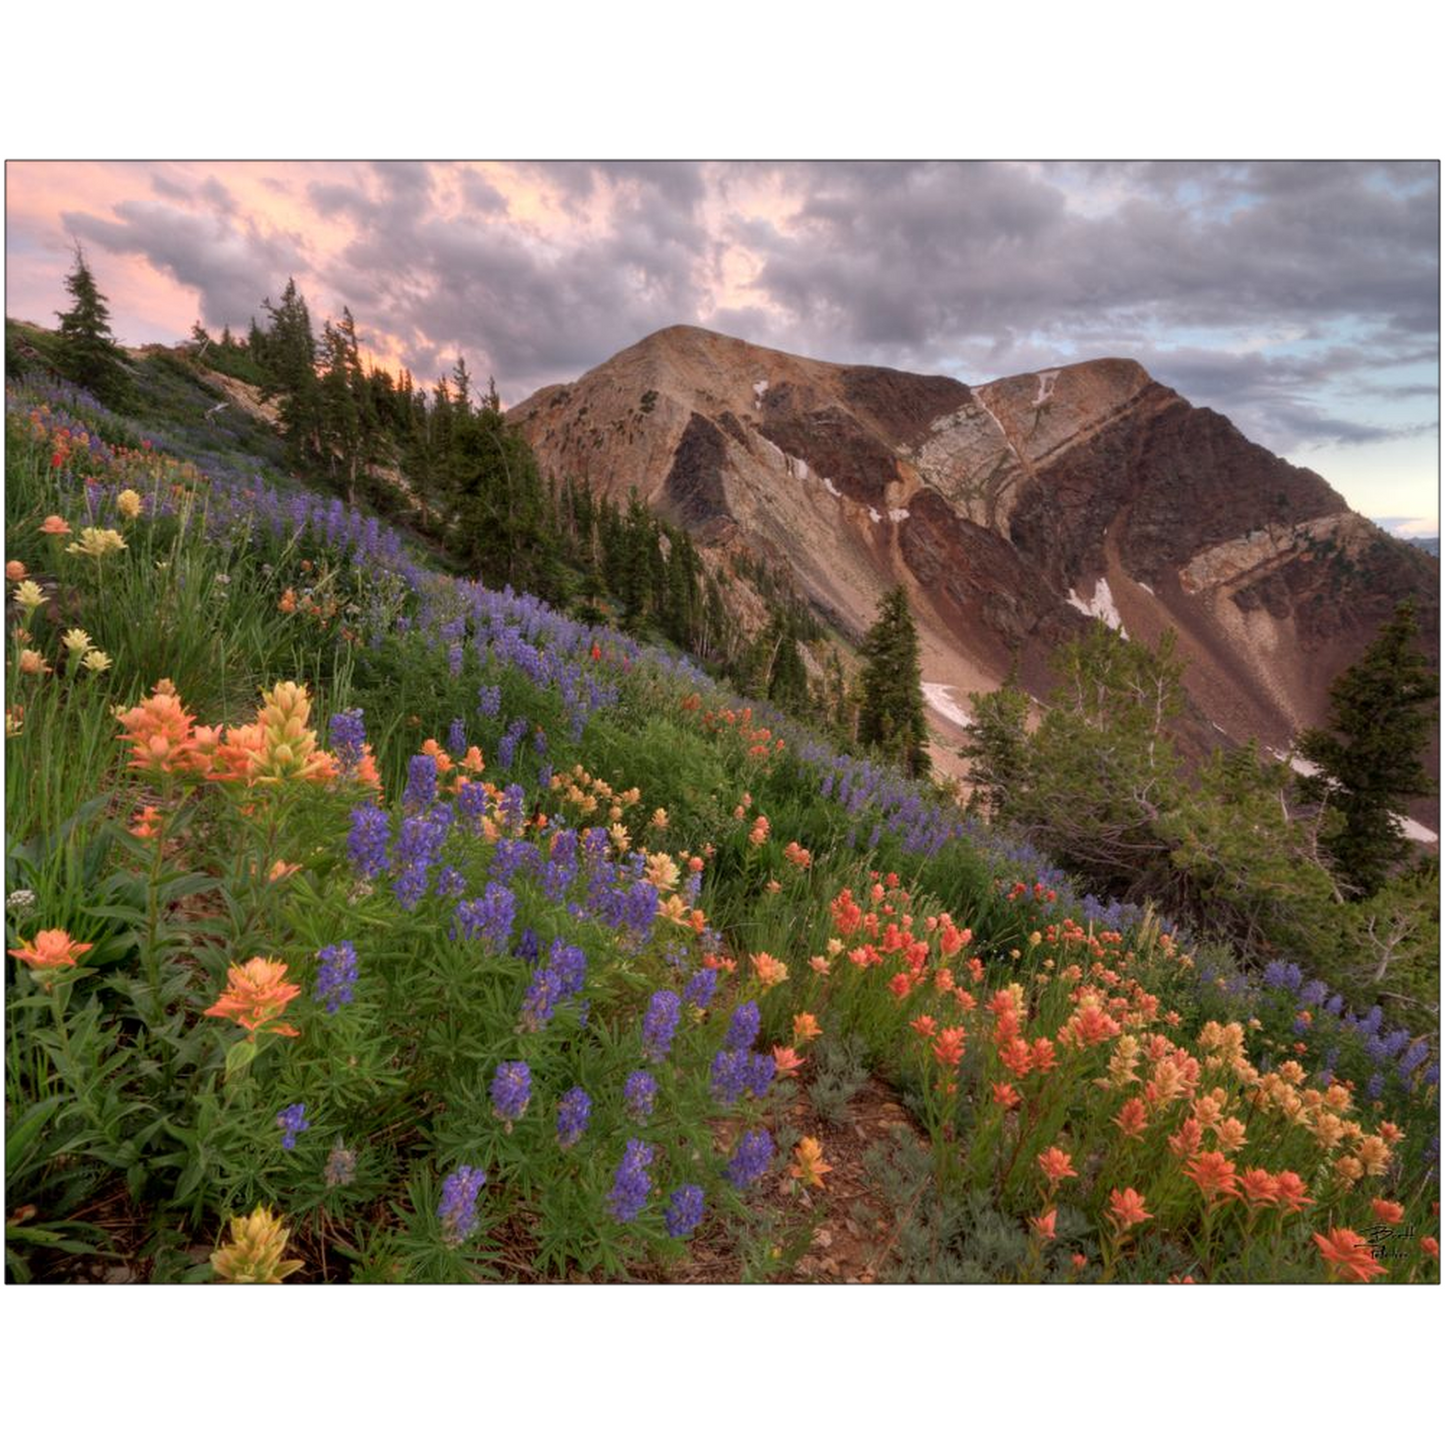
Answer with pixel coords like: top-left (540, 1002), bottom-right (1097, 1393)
top-left (1296, 599), bottom-right (1438, 896)
top-left (961, 673), bottom-right (1031, 817)
top-left (857, 586), bottom-right (930, 777)
top-left (261, 279), bottom-right (322, 467)
top-left (55, 245), bottom-right (129, 402)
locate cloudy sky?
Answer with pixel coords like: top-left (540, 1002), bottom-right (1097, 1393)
top-left (6, 159), bottom-right (1439, 531)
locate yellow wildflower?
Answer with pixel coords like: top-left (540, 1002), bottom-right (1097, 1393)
top-left (62, 627), bottom-right (93, 655)
top-left (116, 489), bottom-right (143, 520)
top-left (251, 680), bottom-right (325, 783)
top-left (81, 650), bottom-right (112, 675)
top-left (66, 527), bottom-right (128, 559)
top-left (210, 1205), bottom-right (304, 1283)
top-left (13, 578), bottom-right (46, 612)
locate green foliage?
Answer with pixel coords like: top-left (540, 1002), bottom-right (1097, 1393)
top-left (962, 622), bottom-right (1427, 1001)
top-left (857, 586), bottom-right (929, 777)
top-left (959, 672), bottom-right (1029, 815)
top-left (1297, 599), bottom-right (1438, 897)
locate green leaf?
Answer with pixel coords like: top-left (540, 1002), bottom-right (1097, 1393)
top-left (224, 1038), bottom-right (257, 1083)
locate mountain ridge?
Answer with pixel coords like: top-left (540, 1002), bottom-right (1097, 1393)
top-left (509, 325), bottom-right (1438, 825)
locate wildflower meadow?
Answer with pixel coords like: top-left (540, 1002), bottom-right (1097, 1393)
top-left (4, 366), bottom-right (1439, 1287)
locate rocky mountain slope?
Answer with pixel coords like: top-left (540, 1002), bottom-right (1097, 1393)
top-left (510, 325), bottom-right (1438, 821)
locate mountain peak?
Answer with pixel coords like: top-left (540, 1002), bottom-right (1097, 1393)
top-left (510, 327), bottom-right (1436, 773)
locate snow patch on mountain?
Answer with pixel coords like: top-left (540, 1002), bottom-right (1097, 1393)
top-left (923, 682), bottom-right (973, 730)
top-left (1275, 751), bottom-right (1437, 843)
top-left (1066, 578), bottom-right (1127, 636)
top-left (1033, 369), bottom-right (1060, 407)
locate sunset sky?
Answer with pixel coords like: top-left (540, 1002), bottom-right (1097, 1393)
top-left (6, 159), bottom-right (1439, 532)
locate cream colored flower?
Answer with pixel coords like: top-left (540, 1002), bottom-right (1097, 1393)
top-left (81, 650), bottom-right (113, 675)
top-left (66, 527), bottom-right (128, 560)
top-left (62, 628), bottom-right (93, 655)
top-left (116, 489), bottom-right (143, 520)
top-left (12, 579), bottom-right (46, 611)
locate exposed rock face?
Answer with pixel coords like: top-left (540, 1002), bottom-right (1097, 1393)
top-left (509, 325), bottom-right (1439, 816)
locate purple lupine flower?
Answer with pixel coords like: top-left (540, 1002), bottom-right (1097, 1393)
top-left (329, 709), bottom-right (367, 773)
top-left (491, 1061), bottom-right (531, 1121)
top-left (457, 779), bottom-right (489, 827)
top-left (682, 968), bottom-right (719, 1011)
top-left (709, 1048), bottom-right (752, 1105)
top-left (1399, 1039), bottom-right (1431, 1079)
top-left (1299, 979), bottom-right (1329, 1007)
top-left (477, 684), bottom-right (501, 718)
top-left (541, 856), bottom-right (577, 902)
top-left (404, 754), bottom-right (438, 809)
top-left (1366, 1072), bottom-right (1385, 1101)
top-left (641, 990), bottom-right (681, 1062)
top-left (447, 643), bottom-right (464, 676)
top-left (500, 783), bottom-right (527, 831)
top-left (276, 1103), bottom-right (310, 1151)
top-left (348, 805), bottom-right (390, 878)
top-left (490, 837), bottom-right (541, 885)
top-left (745, 1051), bottom-right (776, 1098)
top-left (724, 1001), bottom-right (761, 1050)
top-left (392, 864), bottom-right (431, 911)
top-left (521, 968), bottom-right (563, 1031)
top-left (436, 865), bottom-right (466, 898)
top-left (314, 940), bottom-right (358, 1013)
top-left (550, 938), bottom-right (587, 997)
top-left (497, 718), bottom-right (528, 770)
top-left (1379, 1028), bottom-right (1411, 1060)
top-left (556, 1087), bottom-right (591, 1148)
top-left (438, 1164), bottom-right (486, 1245)
top-left (664, 1184), bottom-right (705, 1239)
top-left (607, 1138), bottom-right (654, 1222)
top-left (514, 928), bottom-right (540, 965)
top-left (724, 1129), bottom-right (774, 1189)
top-left (453, 883), bottom-right (516, 951)
top-left (448, 717), bottom-right (467, 756)
top-left (623, 880), bottom-right (660, 935)
top-left (623, 1070), bottom-right (658, 1121)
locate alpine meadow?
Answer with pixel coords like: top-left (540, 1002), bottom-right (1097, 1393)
top-left (4, 163), bottom-right (1440, 1290)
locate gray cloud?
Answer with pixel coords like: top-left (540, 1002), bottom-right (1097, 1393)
top-left (63, 192), bottom-right (305, 332)
top-left (54, 161), bottom-right (1438, 450)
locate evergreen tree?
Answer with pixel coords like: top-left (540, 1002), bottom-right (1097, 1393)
top-left (1296, 599), bottom-right (1438, 896)
top-left (857, 586), bottom-right (930, 777)
top-left (260, 279), bottom-right (322, 467)
top-left (961, 669), bottom-right (1030, 817)
top-left (54, 245), bottom-right (129, 402)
